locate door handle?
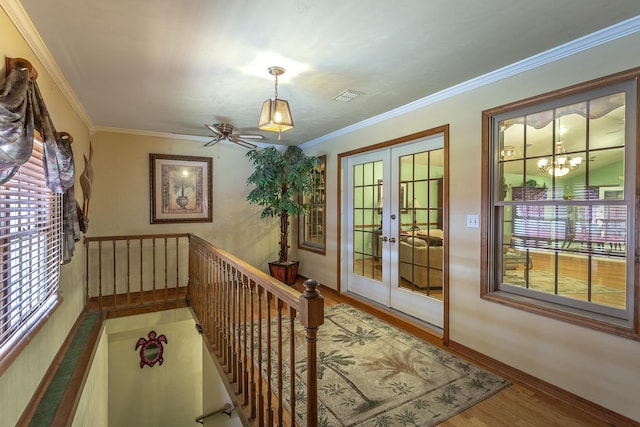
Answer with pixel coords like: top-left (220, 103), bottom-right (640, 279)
top-left (389, 237), bottom-right (396, 243)
top-left (382, 236), bottom-right (388, 242)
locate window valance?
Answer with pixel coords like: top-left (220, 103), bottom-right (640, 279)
top-left (0, 57), bottom-right (80, 262)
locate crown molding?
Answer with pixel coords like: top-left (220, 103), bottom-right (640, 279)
top-left (302, 15), bottom-right (640, 150)
top-left (1, 0), bottom-right (94, 129)
top-left (91, 126), bottom-right (210, 141)
top-left (92, 126), bottom-right (284, 149)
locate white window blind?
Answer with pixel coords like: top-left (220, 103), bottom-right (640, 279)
top-left (0, 141), bottom-right (62, 357)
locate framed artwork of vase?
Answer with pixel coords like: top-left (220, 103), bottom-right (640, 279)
top-left (150, 153), bottom-right (212, 223)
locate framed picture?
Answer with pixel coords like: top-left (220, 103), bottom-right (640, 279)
top-left (599, 185), bottom-right (624, 200)
top-left (399, 182), bottom-right (408, 213)
top-left (150, 153), bottom-right (212, 223)
top-left (377, 179), bottom-right (407, 213)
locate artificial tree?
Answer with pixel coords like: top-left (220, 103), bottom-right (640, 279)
top-left (246, 145), bottom-right (318, 285)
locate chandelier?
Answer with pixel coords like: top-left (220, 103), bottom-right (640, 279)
top-left (537, 142), bottom-right (582, 177)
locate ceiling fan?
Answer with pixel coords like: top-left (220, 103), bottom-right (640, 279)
top-left (204, 123), bottom-right (264, 149)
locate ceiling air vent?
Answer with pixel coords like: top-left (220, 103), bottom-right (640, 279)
top-left (332, 89), bottom-right (364, 102)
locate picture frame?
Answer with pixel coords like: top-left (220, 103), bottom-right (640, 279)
top-left (150, 153), bottom-right (212, 223)
top-left (399, 182), bottom-right (408, 213)
top-left (377, 179), bottom-right (407, 213)
top-left (299, 155), bottom-right (326, 254)
top-left (599, 185), bottom-right (624, 200)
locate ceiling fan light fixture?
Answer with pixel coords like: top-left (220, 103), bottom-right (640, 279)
top-left (258, 66), bottom-right (294, 139)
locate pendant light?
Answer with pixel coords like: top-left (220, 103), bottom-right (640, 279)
top-left (258, 66), bottom-right (294, 140)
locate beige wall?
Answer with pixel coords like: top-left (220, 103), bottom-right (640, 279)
top-left (297, 32), bottom-right (640, 421)
top-left (107, 309), bottom-right (202, 427)
top-left (0, 7), bottom-right (91, 426)
top-left (87, 131), bottom-right (281, 271)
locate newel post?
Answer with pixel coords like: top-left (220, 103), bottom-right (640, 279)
top-left (298, 279), bottom-right (324, 426)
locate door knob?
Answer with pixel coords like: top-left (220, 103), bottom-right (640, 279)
top-left (382, 236), bottom-right (388, 242)
top-left (389, 237), bottom-right (396, 243)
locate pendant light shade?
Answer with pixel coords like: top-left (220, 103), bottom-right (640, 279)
top-left (258, 66), bottom-right (294, 137)
top-left (258, 98), bottom-right (294, 132)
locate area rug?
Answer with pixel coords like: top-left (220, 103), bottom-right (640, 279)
top-left (502, 270), bottom-right (622, 295)
top-left (254, 303), bottom-right (510, 426)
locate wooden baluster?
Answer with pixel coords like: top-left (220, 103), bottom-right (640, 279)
top-left (256, 286), bottom-right (264, 427)
top-left (265, 292), bottom-right (273, 426)
top-left (84, 239), bottom-right (90, 310)
top-left (215, 258), bottom-right (223, 357)
top-left (175, 236), bottom-right (180, 288)
top-left (221, 261), bottom-right (228, 366)
top-left (234, 272), bottom-right (244, 392)
top-left (126, 239), bottom-right (131, 305)
top-left (152, 239), bottom-right (157, 302)
top-left (289, 307), bottom-right (297, 426)
top-left (276, 298), bottom-right (284, 425)
top-left (299, 279), bottom-right (324, 426)
top-left (112, 240), bottom-right (117, 308)
top-left (164, 237), bottom-right (168, 300)
top-left (241, 275), bottom-right (249, 405)
top-left (231, 269), bottom-right (238, 385)
top-left (249, 280), bottom-right (257, 420)
top-left (139, 238), bottom-right (143, 304)
top-left (98, 241), bottom-right (103, 311)
top-left (215, 257), bottom-right (222, 350)
top-left (224, 263), bottom-right (231, 371)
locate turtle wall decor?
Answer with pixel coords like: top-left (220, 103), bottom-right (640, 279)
top-left (135, 330), bottom-right (168, 368)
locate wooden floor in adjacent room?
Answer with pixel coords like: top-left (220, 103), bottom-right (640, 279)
top-left (290, 280), bottom-right (629, 427)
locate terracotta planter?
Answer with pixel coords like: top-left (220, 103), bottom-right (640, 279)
top-left (268, 261), bottom-right (299, 286)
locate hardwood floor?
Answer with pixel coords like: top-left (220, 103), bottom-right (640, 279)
top-left (291, 280), bottom-right (632, 427)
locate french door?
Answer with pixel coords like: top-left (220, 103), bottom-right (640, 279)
top-left (344, 134), bottom-right (445, 328)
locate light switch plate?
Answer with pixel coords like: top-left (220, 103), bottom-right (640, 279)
top-left (466, 214), bottom-right (479, 228)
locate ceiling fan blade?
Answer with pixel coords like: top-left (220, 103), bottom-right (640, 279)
top-left (205, 124), bottom-right (224, 136)
top-left (233, 134), bottom-right (264, 140)
top-left (233, 139), bottom-right (258, 149)
top-left (203, 136), bottom-right (223, 147)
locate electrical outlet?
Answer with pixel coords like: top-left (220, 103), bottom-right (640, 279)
top-left (466, 214), bottom-right (479, 228)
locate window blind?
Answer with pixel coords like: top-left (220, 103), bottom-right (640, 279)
top-left (0, 141), bottom-right (62, 355)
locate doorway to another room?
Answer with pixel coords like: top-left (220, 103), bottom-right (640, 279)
top-left (339, 127), bottom-right (449, 334)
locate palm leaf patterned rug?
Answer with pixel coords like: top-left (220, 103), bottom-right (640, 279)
top-left (257, 303), bottom-right (510, 426)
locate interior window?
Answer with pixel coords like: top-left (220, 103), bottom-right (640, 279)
top-left (482, 74), bottom-right (637, 336)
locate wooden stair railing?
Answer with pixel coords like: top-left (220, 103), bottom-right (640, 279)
top-left (84, 233), bottom-right (324, 426)
top-left (189, 235), bottom-right (324, 427)
top-left (84, 233), bottom-right (190, 314)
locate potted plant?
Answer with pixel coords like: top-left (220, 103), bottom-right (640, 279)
top-left (246, 146), bottom-right (318, 285)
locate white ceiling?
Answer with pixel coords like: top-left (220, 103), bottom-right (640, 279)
top-left (14, 0), bottom-right (640, 146)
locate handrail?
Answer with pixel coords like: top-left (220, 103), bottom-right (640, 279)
top-left (195, 403), bottom-right (233, 423)
top-left (83, 233), bottom-right (324, 426)
top-left (189, 235), bottom-right (324, 426)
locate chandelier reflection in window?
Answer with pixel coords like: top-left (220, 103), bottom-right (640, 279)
top-left (537, 141), bottom-right (582, 177)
